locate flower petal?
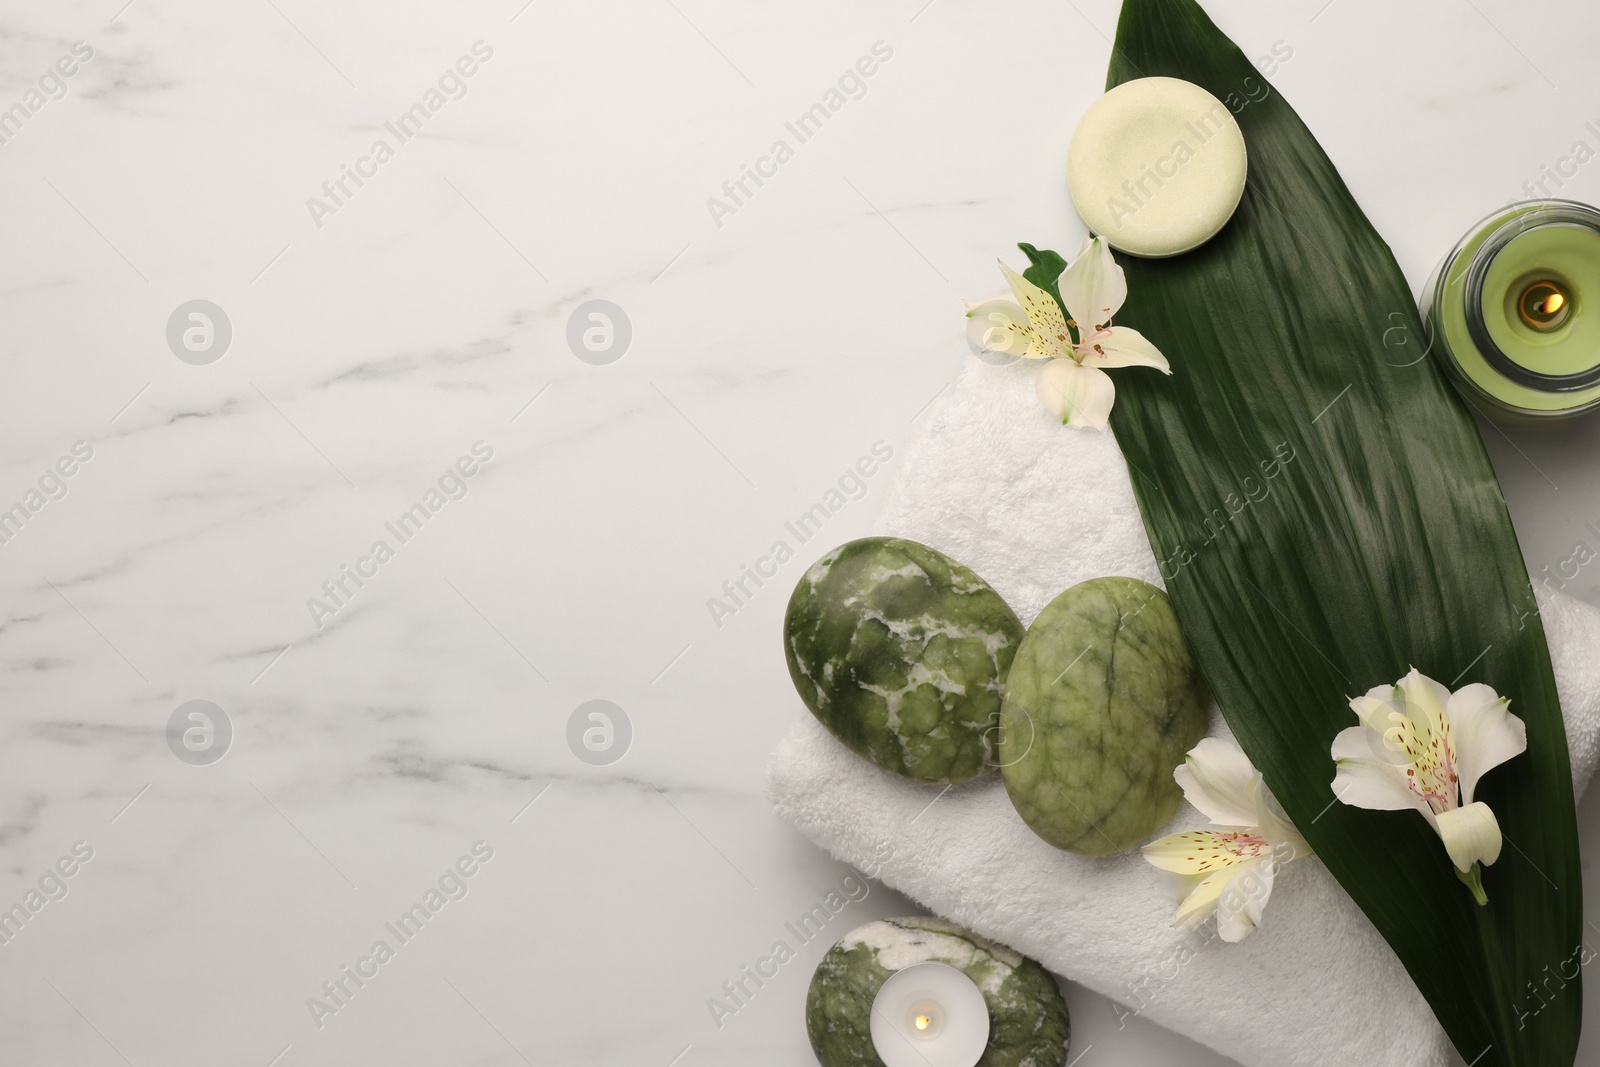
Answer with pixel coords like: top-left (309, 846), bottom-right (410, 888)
top-left (1333, 707), bottom-right (1413, 771)
top-left (1253, 780), bottom-right (1310, 859)
top-left (1215, 858), bottom-right (1275, 943)
top-left (1382, 669), bottom-right (1456, 808)
top-left (1349, 685), bottom-right (1399, 733)
top-left (1435, 801), bottom-right (1503, 871)
top-left (1398, 668), bottom-right (1452, 734)
top-left (965, 298), bottom-right (1049, 360)
top-left (1036, 360), bottom-right (1114, 428)
top-left (1331, 742), bottom-right (1436, 825)
top-left (1079, 325), bottom-right (1172, 373)
top-left (1330, 724), bottom-right (1383, 763)
top-left (1447, 684), bottom-right (1527, 805)
top-left (1142, 829), bottom-right (1269, 875)
top-left (999, 261), bottom-right (1071, 356)
top-left (1172, 854), bottom-right (1267, 932)
top-left (1057, 236), bottom-right (1127, 332)
top-left (1173, 737), bottom-right (1260, 827)
top-left (1172, 868), bottom-right (1231, 929)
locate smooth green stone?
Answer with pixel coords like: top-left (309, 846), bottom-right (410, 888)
top-left (1000, 577), bottom-right (1210, 856)
top-left (805, 917), bottom-right (1072, 1067)
top-left (785, 538), bottom-right (1024, 785)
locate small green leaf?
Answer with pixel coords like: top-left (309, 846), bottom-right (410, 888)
top-left (1017, 242), bottom-right (1066, 295)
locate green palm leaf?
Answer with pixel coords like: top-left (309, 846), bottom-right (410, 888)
top-left (1096, 2), bottom-right (1582, 1062)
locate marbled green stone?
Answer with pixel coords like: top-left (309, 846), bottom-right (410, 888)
top-left (785, 538), bottom-right (1024, 785)
top-left (805, 917), bottom-right (1071, 1067)
top-left (1000, 577), bottom-right (1210, 857)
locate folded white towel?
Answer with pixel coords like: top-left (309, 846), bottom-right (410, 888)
top-left (768, 359), bottom-right (1600, 1067)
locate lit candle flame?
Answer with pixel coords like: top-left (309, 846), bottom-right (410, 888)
top-left (914, 1014), bottom-right (932, 1031)
top-left (1519, 280), bottom-right (1573, 331)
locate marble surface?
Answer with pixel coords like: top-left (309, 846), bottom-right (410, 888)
top-left (2, 1), bottom-right (1599, 1065)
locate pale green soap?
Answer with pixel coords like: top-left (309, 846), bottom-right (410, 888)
top-left (785, 537), bottom-right (1024, 785)
top-left (805, 917), bottom-right (1072, 1067)
top-left (1000, 577), bottom-right (1210, 857)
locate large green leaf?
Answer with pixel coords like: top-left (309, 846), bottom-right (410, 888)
top-left (1097, 2), bottom-right (1582, 1063)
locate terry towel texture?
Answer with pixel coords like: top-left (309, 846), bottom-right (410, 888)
top-left (768, 360), bottom-right (1600, 1067)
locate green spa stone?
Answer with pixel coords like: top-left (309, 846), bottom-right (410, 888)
top-left (1000, 577), bottom-right (1210, 856)
top-left (784, 538), bottom-right (1024, 785)
top-left (805, 917), bottom-right (1071, 1067)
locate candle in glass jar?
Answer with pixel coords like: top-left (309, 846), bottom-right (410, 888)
top-left (869, 962), bottom-right (990, 1067)
top-left (1421, 199), bottom-right (1600, 421)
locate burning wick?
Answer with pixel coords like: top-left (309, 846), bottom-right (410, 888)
top-left (1519, 279), bottom-right (1572, 331)
top-left (907, 1001), bottom-right (944, 1039)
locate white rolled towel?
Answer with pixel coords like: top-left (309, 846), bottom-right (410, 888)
top-left (768, 359), bottom-right (1600, 1067)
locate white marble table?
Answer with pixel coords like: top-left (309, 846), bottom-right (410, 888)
top-left (2, 1), bottom-right (1598, 1064)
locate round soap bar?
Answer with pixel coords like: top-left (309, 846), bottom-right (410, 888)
top-left (784, 537), bottom-right (1024, 785)
top-left (1067, 76), bottom-right (1248, 258)
top-left (1000, 577), bottom-right (1210, 856)
top-left (805, 917), bottom-right (1072, 1067)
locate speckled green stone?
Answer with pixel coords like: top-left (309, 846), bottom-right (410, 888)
top-left (1000, 577), bottom-right (1210, 857)
top-left (805, 917), bottom-right (1071, 1067)
top-left (784, 538), bottom-right (1024, 785)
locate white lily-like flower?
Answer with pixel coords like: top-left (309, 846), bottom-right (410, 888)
top-left (1142, 737), bottom-right (1310, 943)
top-left (1330, 669), bottom-right (1527, 905)
top-left (964, 237), bottom-right (1171, 428)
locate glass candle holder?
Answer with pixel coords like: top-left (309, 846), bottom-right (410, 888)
top-left (1421, 199), bottom-right (1600, 422)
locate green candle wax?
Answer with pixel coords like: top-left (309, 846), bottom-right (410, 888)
top-left (1424, 200), bottom-right (1600, 420)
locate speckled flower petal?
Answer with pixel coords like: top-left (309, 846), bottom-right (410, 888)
top-left (1143, 828), bottom-right (1270, 876)
top-left (1399, 668), bottom-right (1453, 723)
top-left (1388, 670), bottom-right (1456, 808)
top-left (999, 261), bottom-right (1071, 358)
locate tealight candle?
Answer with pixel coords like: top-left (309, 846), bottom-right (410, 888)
top-left (869, 962), bottom-right (990, 1067)
top-left (1067, 76), bottom-right (1248, 258)
top-left (1421, 199), bottom-right (1600, 421)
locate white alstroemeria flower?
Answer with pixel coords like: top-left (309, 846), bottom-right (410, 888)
top-left (1330, 669), bottom-right (1527, 905)
top-left (964, 237), bottom-right (1171, 428)
top-left (1142, 737), bottom-right (1310, 943)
